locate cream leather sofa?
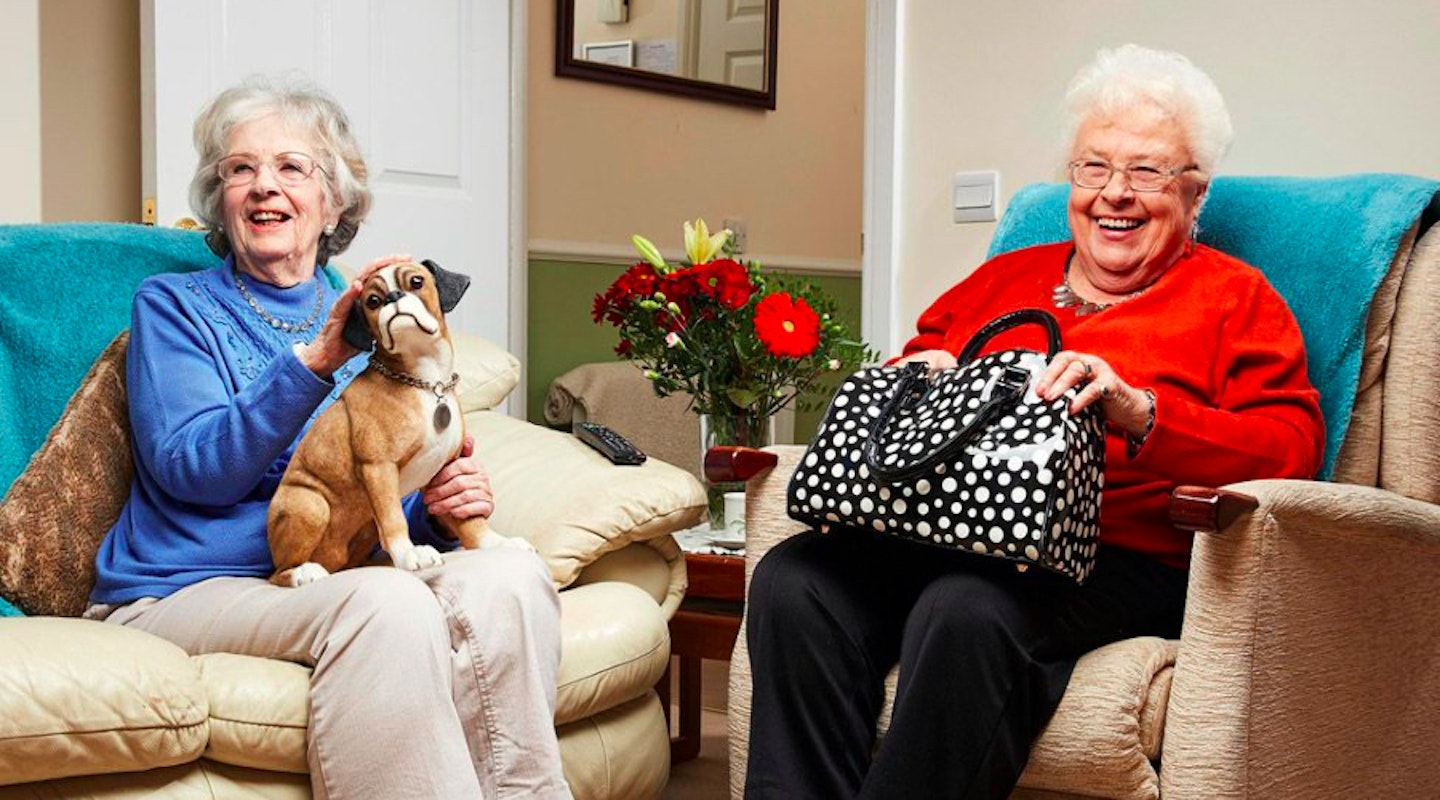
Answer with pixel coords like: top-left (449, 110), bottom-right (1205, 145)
top-left (0, 235), bottom-right (705, 799)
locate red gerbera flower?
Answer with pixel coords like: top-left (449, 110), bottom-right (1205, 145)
top-left (754, 292), bottom-right (821, 358)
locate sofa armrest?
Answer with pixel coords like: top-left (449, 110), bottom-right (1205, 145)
top-left (1162, 479), bottom-right (1440, 799)
top-left (466, 410), bottom-right (705, 599)
top-left (0, 618), bottom-right (209, 786)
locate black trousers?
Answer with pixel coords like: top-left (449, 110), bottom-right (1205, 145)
top-left (743, 529), bottom-right (1188, 800)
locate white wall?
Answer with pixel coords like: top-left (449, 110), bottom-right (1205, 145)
top-left (0, 0), bottom-right (41, 223)
top-left (894, 0), bottom-right (1440, 350)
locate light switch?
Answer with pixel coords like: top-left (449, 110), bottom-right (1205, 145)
top-left (953, 171), bottom-right (1000, 223)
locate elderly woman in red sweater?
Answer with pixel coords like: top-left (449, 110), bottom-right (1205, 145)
top-left (743, 45), bottom-right (1324, 800)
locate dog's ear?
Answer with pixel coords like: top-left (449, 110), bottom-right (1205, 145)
top-left (342, 301), bottom-right (374, 351)
top-left (422, 259), bottom-right (470, 313)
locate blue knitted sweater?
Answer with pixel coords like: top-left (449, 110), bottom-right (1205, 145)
top-left (91, 260), bottom-right (442, 605)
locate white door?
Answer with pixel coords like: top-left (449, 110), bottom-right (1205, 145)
top-left (694, 0), bottom-right (767, 91)
top-left (141, 0), bottom-right (522, 379)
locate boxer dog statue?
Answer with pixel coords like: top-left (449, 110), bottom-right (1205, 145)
top-left (268, 259), bottom-right (528, 587)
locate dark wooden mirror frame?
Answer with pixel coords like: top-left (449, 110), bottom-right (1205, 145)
top-left (555, 0), bottom-right (778, 110)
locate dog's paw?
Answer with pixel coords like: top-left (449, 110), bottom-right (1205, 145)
top-left (395, 545), bottom-right (445, 571)
top-left (276, 562), bottom-right (330, 587)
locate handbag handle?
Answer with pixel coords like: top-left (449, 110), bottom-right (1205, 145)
top-left (862, 309), bottom-right (1062, 482)
top-left (861, 361), bottom-right (1029, 481)
top-left (957, 309), bottom-right (1062, 365)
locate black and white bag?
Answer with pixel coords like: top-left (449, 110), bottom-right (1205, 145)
top-left (787, 309), bottom-right (1106, 582)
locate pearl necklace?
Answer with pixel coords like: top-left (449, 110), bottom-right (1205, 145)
top-left (233, 267), bottom-right (325, 333)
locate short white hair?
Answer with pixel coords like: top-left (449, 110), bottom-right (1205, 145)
top-left (188, 76), bottom-right (371, 260)
top-left (1062, 45), bottom-right (1233, 177)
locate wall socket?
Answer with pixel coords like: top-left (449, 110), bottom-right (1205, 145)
top-left (723, 217), bottom-right (747, 253)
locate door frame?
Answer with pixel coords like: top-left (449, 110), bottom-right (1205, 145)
top-left (862, 0), bottom-right (903, 358)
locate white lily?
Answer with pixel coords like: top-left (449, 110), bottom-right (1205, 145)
top-left (683, 218), bottom-right (731, 265)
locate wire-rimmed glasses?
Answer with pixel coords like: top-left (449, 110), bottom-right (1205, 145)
top-left (1068, 159), bottom-right (1198, 192)
top-left (217, 152), bottom-right (329, 187)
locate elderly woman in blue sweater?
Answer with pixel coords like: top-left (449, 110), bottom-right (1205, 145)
top-left (86, 79), bottom-right (571, 800)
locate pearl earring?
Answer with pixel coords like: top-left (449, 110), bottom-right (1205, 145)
top-left (323, 223), bottom-right (336, 236)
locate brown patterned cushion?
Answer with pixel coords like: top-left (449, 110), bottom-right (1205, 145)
top-left (0, 333), bottom-right (133, 616)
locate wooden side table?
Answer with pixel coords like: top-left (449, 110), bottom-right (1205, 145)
top-left (658, 550), bottom-right (745, 764)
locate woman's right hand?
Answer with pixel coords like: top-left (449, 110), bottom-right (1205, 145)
top-left (893, 349), bottom-right (958, 374)
top-left (298, 252), bottom-right (413, 379)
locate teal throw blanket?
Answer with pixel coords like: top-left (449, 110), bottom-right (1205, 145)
top-left (987, 174), bottom-right (1440, 480)
top-left (0, 224), bottom-right (221, 494)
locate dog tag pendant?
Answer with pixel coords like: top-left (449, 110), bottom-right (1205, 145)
top-left (433, 401), bottom-right (451, 432)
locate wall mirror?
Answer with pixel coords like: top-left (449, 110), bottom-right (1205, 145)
top-left (556, 0), bottom-right (778, 110)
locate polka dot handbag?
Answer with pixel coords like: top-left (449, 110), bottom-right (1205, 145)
top-left (787, 309), bottom-right (1106, 583)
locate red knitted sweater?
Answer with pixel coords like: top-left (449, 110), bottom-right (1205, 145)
top-left (897, 242), bottom-right (1325, 567)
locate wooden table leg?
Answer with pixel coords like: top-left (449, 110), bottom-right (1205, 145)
top-left (670, 654), bottom-right (704, 764)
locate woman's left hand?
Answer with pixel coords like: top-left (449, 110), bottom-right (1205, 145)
top-left (1034, 351), bottom-right (1151, 437)
top-left (423, 435), bottom-right (495, 520)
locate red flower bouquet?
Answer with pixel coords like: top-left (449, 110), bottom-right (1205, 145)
top-left (591, 219), bottom-right (874, 424)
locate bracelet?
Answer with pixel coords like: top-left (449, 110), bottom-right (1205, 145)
top-left (1126, 389), bottom-right (1156, 458)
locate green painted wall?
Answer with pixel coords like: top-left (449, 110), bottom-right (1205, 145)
top-left (526, 258), bottom-right (864, 444)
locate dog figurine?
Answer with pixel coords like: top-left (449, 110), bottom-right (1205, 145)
top-left (268, 259), bottom-right (528, 587)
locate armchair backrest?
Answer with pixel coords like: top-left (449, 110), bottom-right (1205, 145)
top-left (988, 175), bottom-right (1440, 504)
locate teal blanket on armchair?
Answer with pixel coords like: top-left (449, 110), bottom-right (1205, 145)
top-left (987, 174), bottom-right (1440, 480)
top-left (0, 224), bottom-right (221, 494)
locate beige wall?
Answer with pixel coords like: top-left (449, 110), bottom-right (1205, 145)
top-left (896, 0), bottom-right (1440, 344)
top-left (574, 0), bottom-right (680, 60)
top-left (39, 0), bottom-right (142, 223)
top-left (530, 0), bottom-right (865, 271)
top-left (0, 0), bottom-right (41, 223)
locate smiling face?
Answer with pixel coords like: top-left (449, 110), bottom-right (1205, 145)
top-left (1066, 105), bottom-right (1206, 294)
top-left (220, 115), bottom-right (339, 283)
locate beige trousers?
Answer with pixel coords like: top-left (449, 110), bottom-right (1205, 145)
top-left (102, 548), bottom-right (571, 800)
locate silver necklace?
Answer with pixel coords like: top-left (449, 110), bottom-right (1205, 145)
top-left (369, 356), bottom-right (461, 431)
top-left (233, 267), bottom-right (325, 333)
top-left (1051, 258), bottom-right (1146, 317)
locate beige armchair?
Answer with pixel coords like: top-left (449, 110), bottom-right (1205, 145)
top-left (0, 225), bottom-right (707, 800)
top-left (722, 189), bottom-right (1440, 799)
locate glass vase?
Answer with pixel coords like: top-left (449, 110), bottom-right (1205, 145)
top-left (699, 410), bottom-right (775, 532)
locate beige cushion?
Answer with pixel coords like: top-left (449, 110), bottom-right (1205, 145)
top-left (1018, 637), bottom-right (1177, 800)
top-left (193, 579), bottom-right (671, 771)
top-left (0, 618), bottom-right (208, 786)
top-left (0, 335), bottom-right (131, 617)
top-left (196, 654), bottom-right (310, 774)
top-left (555, 582), bottom-right (670, 725)
top-left (556, 693), bottom-right (670, 800)
top-left (451, 330), bottom-right (521, 412)
top-left (872, 638), bottom-right (1176, 800)
top-left (469, 411), bottom-right (706, 589)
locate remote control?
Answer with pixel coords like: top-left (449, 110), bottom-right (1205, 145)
top-left (575, 422), bottom-right (647, 465)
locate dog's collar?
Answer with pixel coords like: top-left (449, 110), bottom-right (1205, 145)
top-left (368, 356), bottom-right (459, 401)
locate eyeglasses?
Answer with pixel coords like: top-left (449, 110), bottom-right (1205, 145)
top-left (217, 152), bottom-right (329, 187)
top-left (1068, 159), bottom-right (1198, 193)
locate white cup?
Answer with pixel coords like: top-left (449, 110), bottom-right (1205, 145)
top-left (723, 491), bottom-right (746, 537)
